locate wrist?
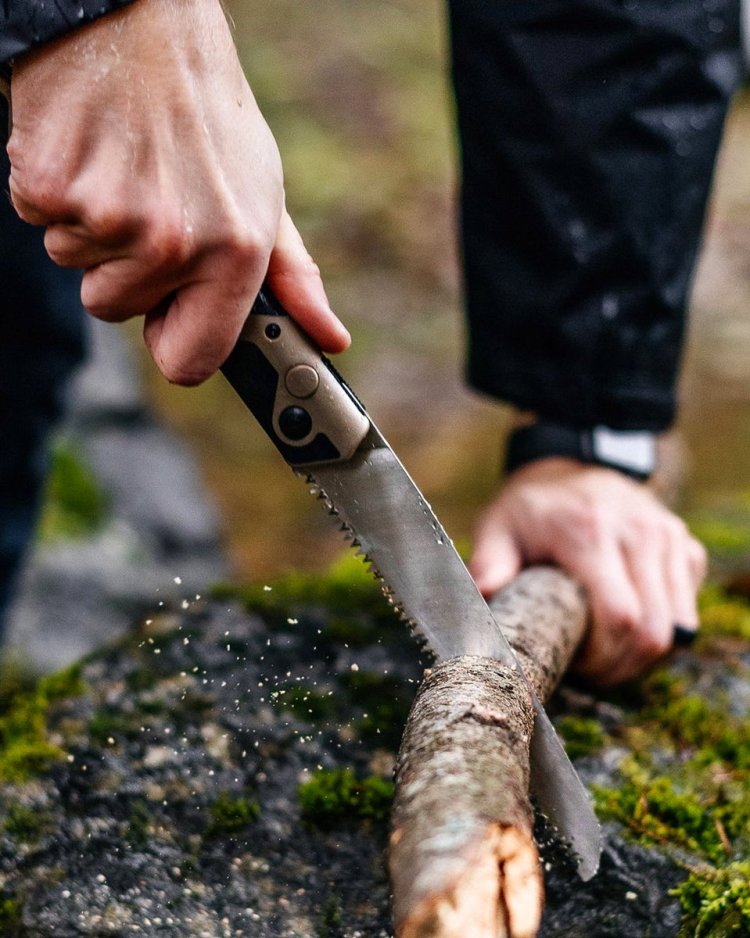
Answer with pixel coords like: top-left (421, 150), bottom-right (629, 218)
top-left (503, 420), bottom-right (658, 481)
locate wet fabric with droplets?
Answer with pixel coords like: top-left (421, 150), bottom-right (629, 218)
top-left (449, 0), bottom-right (743, 431)
top-left (0, 0), bottom-right (137, 66)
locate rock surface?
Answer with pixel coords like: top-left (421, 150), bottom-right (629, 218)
top-left (5, 320), bottom-right (227, 673)
top-left (0, 577), bottom-right (746, 937)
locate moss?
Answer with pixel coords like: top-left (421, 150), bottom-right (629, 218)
top-left (555, 715), bottom-right (606, 760)
top-left (125, 799), bottom-right (154, 849)
top-left (594, 772), bottom-right (727, 862)
top-left (0, 896), bottom-right (24, 935)
top-left (206, 791), bottom-right (260, 838)
top-left (37, 440), bottom-right (108, 542)
top-left (688, 514), bottom-right (750, 558)
top-left (672, 862), bottom-right (750, 937)
top-left (299, 767), bottom-right (393, 826)
top-left (698, 584), bottom-right (750, 641)
top-left (3, 803), bottom-right (52, 843)
top-left (639, 675), bottom-right (750, 771)
top-left (88, 709), bottom-right (135, 746)
top-left (124, 665), bottom-right (159, 693)
top-left (316, 897), bottom-right (344, 938)
top-left (212, 552), bottom-right (391, 620)
top-left (0, 658), bottom-right (39, 715)
top-left (595, 663), bottom-right (750, 864)
top-left (0, 664), bottom-right (85, 783)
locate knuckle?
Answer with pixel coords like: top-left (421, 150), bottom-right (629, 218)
top-left (222, 224), bottom-right (267, 267)
top-left (573, 501), bottom-right (609, 546)
top-left (10, 167), bottom-right (63, 220)
top-left (608, 604), bottom-right (641, 633)
top-left (145, 217), bottom-right (192, 269)
top-left (85, 203), bottom-right (135, 241)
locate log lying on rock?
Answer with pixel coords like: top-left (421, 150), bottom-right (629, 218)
top-left (389, 567), bottom-right (588, 938)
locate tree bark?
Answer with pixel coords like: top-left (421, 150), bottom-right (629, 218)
top-left (389, 566), bottom-right (588, 938)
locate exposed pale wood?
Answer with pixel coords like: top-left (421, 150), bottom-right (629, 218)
top-left (390, 567), bottom-right (587, 938)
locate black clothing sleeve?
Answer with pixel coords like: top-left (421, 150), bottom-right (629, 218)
top-left (0, 0), bottom-right (136, 64)
top-left (449, 0), bottom-right (742, 431)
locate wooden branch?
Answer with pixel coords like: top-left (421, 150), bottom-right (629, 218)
top-left (389, 567), bottom-right (588, 938)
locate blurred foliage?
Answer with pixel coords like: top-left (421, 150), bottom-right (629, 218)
top-left (0, 896), bottom-right (24, 936)
top-left (698, 583), bottom-right (750, 641)
top-left (38, 440), bottom-right (108, 543)
top-left (206, 791), bottom-right (261, 838)
top-left (689, 515), bottom-right (750, 559)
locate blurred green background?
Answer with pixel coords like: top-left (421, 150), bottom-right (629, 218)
top-left (134, 0), bottom-right (750, 581)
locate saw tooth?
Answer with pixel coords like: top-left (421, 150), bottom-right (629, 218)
top-left (302, 469), bottom-right (426, 644)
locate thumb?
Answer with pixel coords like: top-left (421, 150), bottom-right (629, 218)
top-left (468, 521), bottom-right (523, 599)
top-left (266, 210), bottom-right (351, 353)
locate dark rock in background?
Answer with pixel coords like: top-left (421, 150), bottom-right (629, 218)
top-left (5, 320), bottom-right (227, 673)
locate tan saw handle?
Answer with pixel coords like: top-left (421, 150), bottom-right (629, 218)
top-left (220, 288), bottom-right (370, 466)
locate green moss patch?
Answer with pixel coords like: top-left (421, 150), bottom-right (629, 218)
top-left (593, 626), bottom-right (750, 935)
top-left (3, 803), bottom-right (52, 843)
top-left (299, 768), bottom-right (393, 826)
top-left (672, 862), bottom-right (750, 937)
top-left (206, 791), bottom-right (260, 838)
top-left (555, 715), bottom-right (606, 760)
top-left (595, 768), bottom-right (729, 862)
top-left (38, 440), bottom-right (108, 542)
top-left (698, 584), bottom-right (750, 642)
top-left (213, 553), bottom-right (379, 612)
top-left (316, 897), bottom-right (344, 938)
top-left (0, 664), bottom-right (85, 783)
top-left (0, 895), bottom-right (24, 936)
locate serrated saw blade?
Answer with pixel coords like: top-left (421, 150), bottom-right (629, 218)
top-left (300, 422), bottom-right (602, 881)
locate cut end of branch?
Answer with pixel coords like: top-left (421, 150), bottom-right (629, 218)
top-left (395, 824), bottom-right (543, 938)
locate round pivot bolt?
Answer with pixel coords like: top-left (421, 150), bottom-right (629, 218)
top-left (278, 405), bottom-right (313, 441)
top-left (285, 364), bottom-right (320, 399)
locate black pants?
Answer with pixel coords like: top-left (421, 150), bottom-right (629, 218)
top-left (450, 0), bottom-right (743, 430)
top-left (0, 132), bottom-right (85, 628)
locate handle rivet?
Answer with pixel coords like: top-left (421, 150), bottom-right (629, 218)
top-left (265, 322), bottom-right (282, 340)
top-left (279, 405), bottom-right (313, 441)
top-left (285, 364), bottom-right (320, 399)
